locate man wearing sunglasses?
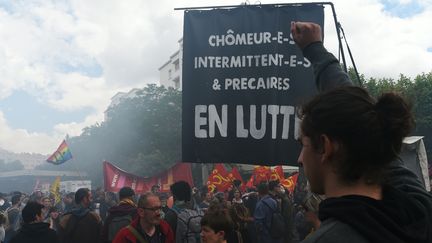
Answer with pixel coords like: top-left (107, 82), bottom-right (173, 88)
top-left (113, 193), bottom-right (174, 243)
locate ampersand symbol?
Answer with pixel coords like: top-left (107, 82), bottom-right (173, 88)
top-left (212, 79), bottom-right (221, 90)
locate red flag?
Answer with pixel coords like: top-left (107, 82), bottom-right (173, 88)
top-left (230, 166), bottom-right (246, 192)
top-left (270, 166), bottom-right (285, 181)
top-left (245, 175), bottom-right (254, 189)
top-left (103, 161), bottom-right (193, 193)
top-left (156, 163), bottom-right (194, 192)
top-left (253, 166), bottom-right (272, 184)
top-left (281, 173), bottom-right (299, 193)
top-left (230, 167), bottom-right (243, 183)
top-left (207, 164), bottom-right (231, 193)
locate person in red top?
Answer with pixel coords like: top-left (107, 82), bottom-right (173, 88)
top-left (113, 192), bottom-right (174, 243)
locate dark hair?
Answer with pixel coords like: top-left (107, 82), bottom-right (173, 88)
top-left (257, 182), bottom-right (269, 195)
top-left (233, 179), bottom-right (242, 188)
top-left (48, 207), bottom-right (58, 214)
top-left (75, 188), bottom-right (90, 204)
top-left (201, 209), bottom-right (234, 239)
top-left (170, 181), bottom-right (191, 202)
top-left (119, 187), bottom-right (135, 200)
top-left (11, 194), bottom-right (21, 205)
top-left (22, 201), bottom-right (44, 224)
top-left (151, 184), bottom-right (160, 192)
top-left (268, 180), bottom-right (280, 191)
top-left (299, 86), bottom-right (414, 184)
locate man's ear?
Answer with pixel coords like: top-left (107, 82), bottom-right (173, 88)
top-left (216, 230), bottom-right (225, 240)
top-left (137, 207), bottom-right (145, 217)
top-left (320, 134), bottom-right (338, 162)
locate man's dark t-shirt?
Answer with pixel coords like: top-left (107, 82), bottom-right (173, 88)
top-left (138, 224), bottom-right (163, 243)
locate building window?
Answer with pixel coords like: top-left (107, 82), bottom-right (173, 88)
top-left (173, 77), bottom-right (180, 89)
top-left (168, 69), bottom-right (172, 79)
top-left (174, 60), bottom-right (180, 71)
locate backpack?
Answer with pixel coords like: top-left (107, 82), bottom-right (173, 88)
top-left (262, 200), bottom-right (285, 239)
top-left (6, 207), bottom-right (20, 232)
top-left (108, 214), bottom-right (133, 241)
top-left (172, 207), bottom-right (203, 243)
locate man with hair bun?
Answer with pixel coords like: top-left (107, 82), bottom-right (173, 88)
top-left (291, 21), bottom-right (432, 243)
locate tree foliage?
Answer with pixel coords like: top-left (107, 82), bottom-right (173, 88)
top-left (37, 84), bottom-right (182, 186)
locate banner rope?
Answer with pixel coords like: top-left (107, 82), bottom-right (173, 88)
top-left (338, 22), bottom-right (362, 86)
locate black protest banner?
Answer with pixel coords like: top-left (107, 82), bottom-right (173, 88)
top-left (182, 5), bottom-right (324, 166)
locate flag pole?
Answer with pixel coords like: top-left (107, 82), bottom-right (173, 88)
top-left (64, 137), bottom-right (84, 181)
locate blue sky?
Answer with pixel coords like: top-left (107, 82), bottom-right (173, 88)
top-left (381, 0), bottom-right (426, 18)
top-left (0, 91), bottom-right (93, 133)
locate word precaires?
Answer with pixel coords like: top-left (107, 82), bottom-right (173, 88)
top-left (194, 104), bottom-right (300, 140)
top-left (217, 76), bottom-right (290, 91)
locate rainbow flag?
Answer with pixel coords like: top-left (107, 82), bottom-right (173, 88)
top-left (47, 140), bottom-right (73, 165)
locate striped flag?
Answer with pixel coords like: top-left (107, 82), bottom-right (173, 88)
top-left (47, 140), bottom-right (73, 165)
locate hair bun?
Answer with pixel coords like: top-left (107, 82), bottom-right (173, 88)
top-left (375, 92), bottom-right (414, 141)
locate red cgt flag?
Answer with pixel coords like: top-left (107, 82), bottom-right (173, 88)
top-left (230, 167), bottom-right (244, 183)
top-left (281, 172), bottom-right (299, 194)
top-left (207, 164), bottom-right (232, 193)
top-left (253, 166), bottom-right (272, 184)
top-left (270, 166), bottom-right (285, 181)
top-left (245, 175), bottom-right (254, 189)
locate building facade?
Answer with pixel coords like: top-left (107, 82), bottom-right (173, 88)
top-left (104, 88), bottom-right (141, 121)
top-left (159, 38), bottom-right (183, 90)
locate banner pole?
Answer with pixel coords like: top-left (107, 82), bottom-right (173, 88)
top-left (328, 2), bottom-right (348, 73)
top-left (174, 2), bottom-right (335, 11)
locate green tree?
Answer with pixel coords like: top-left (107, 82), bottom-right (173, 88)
top-left (36, 84), bottom-right (182, 186)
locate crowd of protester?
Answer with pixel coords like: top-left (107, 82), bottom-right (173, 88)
top-left (0, 178), bottom-right (321, 243)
